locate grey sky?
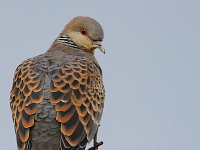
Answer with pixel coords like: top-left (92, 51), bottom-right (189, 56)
top-left (1, 1), bottom-right (200, 149)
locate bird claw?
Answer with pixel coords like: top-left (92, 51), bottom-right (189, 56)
top-left (88, 141), bottom-right (103, 150)
top-left (88, 125), bottom-right (103, 150)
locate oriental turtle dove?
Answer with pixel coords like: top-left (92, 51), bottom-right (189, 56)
top-left (10, 16), bottom-right (105, 150)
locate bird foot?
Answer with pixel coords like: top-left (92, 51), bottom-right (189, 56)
top-left (88, 141), bottom-right (103, 150)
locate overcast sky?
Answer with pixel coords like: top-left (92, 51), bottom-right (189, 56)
top-left (1, 1), bottom-right (200, 150)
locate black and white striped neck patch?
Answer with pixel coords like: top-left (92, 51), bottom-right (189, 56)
top-left (57, 35), bottom-right (78, 49)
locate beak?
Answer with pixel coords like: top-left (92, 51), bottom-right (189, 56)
top-left (93, 41), bottom-right (106, 54)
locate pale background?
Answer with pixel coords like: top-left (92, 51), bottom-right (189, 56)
top-left (0, 1), bottom-right (200, 150)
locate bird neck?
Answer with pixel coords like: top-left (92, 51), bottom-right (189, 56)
top-left (46, 36), bottom-right (100, 69)
top-left (47, 35), bottom-right (94, 55)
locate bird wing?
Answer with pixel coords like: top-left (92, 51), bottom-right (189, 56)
top-left (50, 56), bottom-right (105, 149)
top-left (10, 58), bottom-right (45, 150)
top-left (10, 54), bottom-right (105, 150)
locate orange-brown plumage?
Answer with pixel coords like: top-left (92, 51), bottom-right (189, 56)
top-left (10, 16), bottom-right (105, 150)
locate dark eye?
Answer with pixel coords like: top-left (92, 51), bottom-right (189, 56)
top-left (80, 29), bottom-right (87, 35)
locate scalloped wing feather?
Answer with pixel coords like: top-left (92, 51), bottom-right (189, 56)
top-left (50, 57), bottom-right (105, 149)
top-left (10, 53), bottom-right (105, 150)
top-left (10, 59), bottom-right (45, 150)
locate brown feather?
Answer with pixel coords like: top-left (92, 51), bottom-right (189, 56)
top-left (10, 16), bottom-right (105, 150)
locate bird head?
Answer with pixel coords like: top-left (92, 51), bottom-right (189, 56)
top-left (60, 16), bottom-right (105, 54)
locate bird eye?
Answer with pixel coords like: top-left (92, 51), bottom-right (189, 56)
top-left (80, 29), bottom-right (87, 35)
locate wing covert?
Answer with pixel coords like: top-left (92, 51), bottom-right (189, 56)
top-left (10, 59), bottom-right (44, 150)
top-left (50, 57), bottom-right (105, 148)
